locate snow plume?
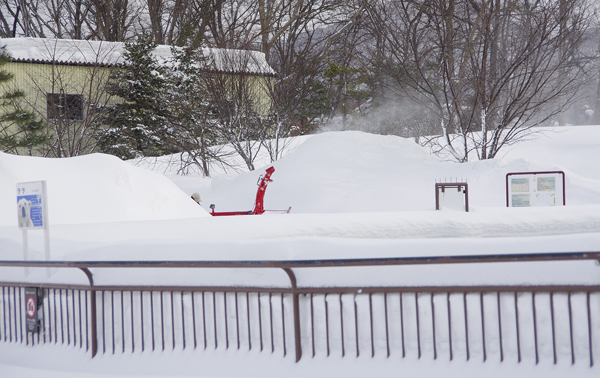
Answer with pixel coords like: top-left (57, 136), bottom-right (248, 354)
top-left (320, 94), bottom-right (440, 143)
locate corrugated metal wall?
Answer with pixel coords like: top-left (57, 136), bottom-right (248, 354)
top-left (1, 61), bottom-right (274, 156)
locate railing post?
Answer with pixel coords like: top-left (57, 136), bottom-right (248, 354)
top-left (282, 268), bottom-right (302, 362)
top-left (78, 268), bottom-right (97, 358)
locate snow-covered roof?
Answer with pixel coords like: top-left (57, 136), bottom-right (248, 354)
top-left (0, 37), bottom-right (275, 76)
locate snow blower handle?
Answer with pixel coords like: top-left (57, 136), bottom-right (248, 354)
top-left (257, 166), bottom-right (275, 185)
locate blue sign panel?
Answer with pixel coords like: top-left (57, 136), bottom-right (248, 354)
top-left (16, 181), bottom-right (47, 229)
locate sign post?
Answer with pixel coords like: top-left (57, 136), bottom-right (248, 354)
top-left (17, 181), bottom-right (50, 275)
top-left (435, 182), bottom-right (469, 212)
top-left (25, 287), bottom-right (42, 333)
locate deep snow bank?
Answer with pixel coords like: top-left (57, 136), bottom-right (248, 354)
top-left (0, 152), bottom-right (208, 226)
top-left (199, 128), bottom-right (600, 213)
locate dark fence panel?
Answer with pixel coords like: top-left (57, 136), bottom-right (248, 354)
top-left (0, 285), bottom-right (92, 351)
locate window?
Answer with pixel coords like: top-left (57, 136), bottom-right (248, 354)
top-left (47, 93), bottom-right (84, 121)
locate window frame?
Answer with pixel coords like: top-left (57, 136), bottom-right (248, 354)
top-left (46, 92), bottom-right (84, 121)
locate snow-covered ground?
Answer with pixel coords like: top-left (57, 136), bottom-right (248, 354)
top-left (0, 126), bottom-right (599, 377)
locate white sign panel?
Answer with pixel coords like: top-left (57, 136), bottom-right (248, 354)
top-left (16, 181), bottom-right (48, 229)
top-left (440, 188), bottom-right (465, 211)
top-left (507, 172), bottom-right (564, 207)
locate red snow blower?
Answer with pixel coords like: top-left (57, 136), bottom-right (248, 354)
top-left (209, 166), bottom-right (291, 216)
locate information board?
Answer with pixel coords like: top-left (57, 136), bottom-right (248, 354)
top-left (16, 181), bottom-right (47, 229)
top-left (506, 172), bottom-right (565, 207)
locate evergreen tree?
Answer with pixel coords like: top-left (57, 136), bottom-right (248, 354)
top-left (0, 47), bottom-right (46, 154)
top-left (99, 33), bottom-right (169, 159)
top-left (161, 45), bottom-right (218, 176)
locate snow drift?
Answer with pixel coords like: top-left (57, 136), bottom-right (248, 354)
top-left (0, 152), bottom-right (208, 226)
top-left (199, 128), bottom-right (600, 213)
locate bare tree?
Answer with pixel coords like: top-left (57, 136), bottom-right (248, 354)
top-left (15, 39), bottom-right (121, 157)
top-left (86, 0), bottom-right (141, 41)
top-left (159, 45), bottom-right (237, 176)
top-left (201, 50), bottom-right (274, 171)
top-left (193, 1), bottom-right (366, 164)
top-left (1, 0), bottom-right (41, 37)
top-left (144, 0), bottom-right (226, 46)
top-left (1, 0), bottom-right (143, 40)
top-left (364, 0), bottom-right (594, 162)
top-left (29, 0), bottom-right (92, 39)
top-left (586, 14), bottom-right (600, 125)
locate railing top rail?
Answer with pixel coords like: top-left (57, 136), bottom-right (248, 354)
top-left (0, 251), bottom-right (598, 269)
top-left (2, 281), bottom-right (599, 293)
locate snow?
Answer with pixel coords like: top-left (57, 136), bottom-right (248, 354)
top-left (149, 127), bottom-right (600, 213)
top-left (0, 152), bottom-right (208, 226)
top-left (1, 126), bottom-right (600, 377)
top-left (0, 37), bottom-right (276, 76)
